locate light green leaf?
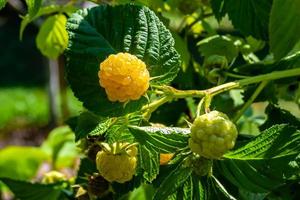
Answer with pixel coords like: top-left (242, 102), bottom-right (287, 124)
top-left (138, 145), bottom-right (160, 182)
top-left (153, 164), bottom-right (192, 200)
top-left (25, 0), bottom-right (42, 18)
top-left (65, 5), bottom-right (181, 116)
top-left (0, 178), bottom-right (62, 200)
top-left (0, 0), bottom-right (7, 10)
top-left (20, 5), bottom-right (77, 40)
top-left (0, 146), bottom-right (48, 180)
top-left (198, 35), bottom-right (238, 62)
top-left (36, 14), bottom-right (68, 59)
top-left (224, 124), bottom-right (300, 160)
top-left (129, 126), bottom-right (189, 153)
top-left (211, 0), bottom-right (272, 40)
top-left (41, 126), bottom-right (77, 169)
top-left (269, 0), bottom-right (300, 60)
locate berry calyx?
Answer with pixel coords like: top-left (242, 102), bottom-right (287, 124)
top-left (96, 142), bottom-right (138, 183)
top-left (98, 53), bottom-right (150, 102)
top-left (188, 111), bottom-right (238, 159)
top-left (186, 155), bottom-right (212, 176)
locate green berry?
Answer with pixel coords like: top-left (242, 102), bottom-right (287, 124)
top-left (188, 111), bottom-right (238, 159)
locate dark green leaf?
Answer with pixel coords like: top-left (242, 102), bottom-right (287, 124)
top-left (0, 178), bottom-right (63, 200)
top-left (217, 160), bottom-right (281, 193)
top-left (261, 104), bottom-right (300, 130)
top-left (75, 158), bottom-right (97, 184)
top-left (25, 0), bottom-right (42, 18)
top-left (224, 124), bottom-right (300, 160)
top-left (269, 0), bottom-right (300, 59)
top-left (211, 0), bottom-right (272, 40)
top-left (209, 176), bottom-right (237, 199)
top-left (66, 5), bottom-right (181, 116)
top-left (70, 111), bottom-right (112, 141)
top-left (236, 52), bottom-right (300, 76)
top-left (129, 126), bottom-right (189, 153)
top-left (153, 164), bottom-right (192, 200)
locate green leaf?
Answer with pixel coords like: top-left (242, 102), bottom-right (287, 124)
top-left (41, 126), bottom-right (77, 169)
top-left (261, 104), bottom-right (300, 130)
top-left (0, 0), bottom-right (7, 10)
top-left (138, 144), bottom-right (160, 182)
top-left (25, 0), bottom-right (42, 18)
top-left (36, 14), bottom-right (68, 59)
top-left (176, 176), bottom-right (209, 200)
top-left (65, 5), bottom-right (181, 116)
top-left (20, 5), bottom-right (77, 40)
top-left (153, 163), bottom-right (192, 200)
top-left (69, 111), bottom-right (113, 141)
top-left (209, 176), bottom-right (237, 200)
top-left (0, 178), bottom-right (62, 200)
top-left (0, 146), bottom-right (48, 180)
top-left (217, 160), bottom-right (281, 193)
top-left (224, 124), bottom-right (300, 160)
top-left (129, 126), bottom-right (189, 153)
top-left (198, 35), bottom-right (238, 62)
top-left (269, 0), bottom-right (300, 59)
top-left (211, 0), bottom-right (272, 40)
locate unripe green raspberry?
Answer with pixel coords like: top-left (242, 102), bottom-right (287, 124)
top-left (98, 53), bottom-right (150, 102)
top-left (96, 142), bottom-right (137, 183)
top-left (188, 111), bottom-right (238, 159)
top-left (42, 171), bottom-right (66, 184)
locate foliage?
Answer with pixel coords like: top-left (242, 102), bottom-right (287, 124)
top-left (1, 0), bottom-right (300, 200)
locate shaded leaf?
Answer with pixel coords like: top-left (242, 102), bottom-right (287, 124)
top-left (198, 35), bottom-right (238, 62)
top-left (211, 0), bottom-right (272, 40)
top-left (0, 178), bottom-right (63, 200)
top-left (269, 0), bottom-right (300, 59)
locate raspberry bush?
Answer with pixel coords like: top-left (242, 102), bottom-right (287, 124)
top-left (1, 1), bottom-right (300, 200)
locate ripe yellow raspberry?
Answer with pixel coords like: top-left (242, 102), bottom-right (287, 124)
top-left (96, 142), bottom-right (138, 183)
top-left (188, 111), bottom-right (238, 159)
top-left (98, 53), bottom-right (150, 102)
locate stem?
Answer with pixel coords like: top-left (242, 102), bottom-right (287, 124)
top-left (196, 98), bottom-right (205, 117)
top-left (238, 68), bottom-right (300, 86)
top-left (232, 81), bottom-right (269, 123)
top-left (224, 72), bottom-right (250, 79)
top-left (143, 68), bottom-right (300, 119)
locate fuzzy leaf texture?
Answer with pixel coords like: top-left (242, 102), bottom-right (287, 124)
top-left (224, 124), bottom-right (300, 160)
top-left (36, 14), bottom-right (68, 59)
top-left (129, 126), bottom-right (189, 153)
top-left (65, 5), bottom-right (181, 117)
